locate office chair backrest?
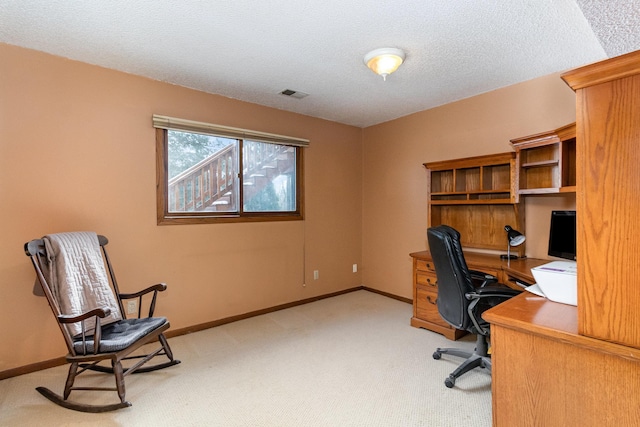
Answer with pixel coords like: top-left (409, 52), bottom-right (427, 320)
top-left (427, 225), bottom-right (476, 331)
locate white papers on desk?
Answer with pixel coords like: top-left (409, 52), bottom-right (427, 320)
top-left (524, 284), bottom-right (546, 297)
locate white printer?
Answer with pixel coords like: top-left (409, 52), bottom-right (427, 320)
top-left (529, 261), bottom-right (577, 306)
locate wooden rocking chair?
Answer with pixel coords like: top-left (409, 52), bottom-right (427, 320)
top-left (24, 232), bottom-right (180, 412)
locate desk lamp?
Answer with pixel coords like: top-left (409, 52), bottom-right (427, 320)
top-left (501, 225), bottom-right (525, 265)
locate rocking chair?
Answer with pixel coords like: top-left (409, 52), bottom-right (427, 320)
top-left (24, 232), bottom-right (180, 412)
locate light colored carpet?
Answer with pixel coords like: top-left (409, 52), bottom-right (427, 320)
top-left (0, 290), bottom-right (492, 426)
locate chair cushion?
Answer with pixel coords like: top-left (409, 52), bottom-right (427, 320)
top-left (73, 317), bottom-right (167, 354)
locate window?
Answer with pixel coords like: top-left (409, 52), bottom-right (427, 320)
top-left (154, 115), bottom-right (307, 224)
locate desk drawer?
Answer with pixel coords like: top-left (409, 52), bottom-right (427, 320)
top-left (416, 271), bottom-right (438, 289)
top-left (419, 258), bottom-right (498, 282)
top-left (415, 287), bottom-right (451, 329)
top-left (415, 259), bottom-right (435, 272)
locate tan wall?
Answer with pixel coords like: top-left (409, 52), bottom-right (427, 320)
top-left (0, 43), bottom-right (363, 371)
top-left (1, 41), bottom-right (581, 373)
top-left (362, 74), bottom-right (578, 298)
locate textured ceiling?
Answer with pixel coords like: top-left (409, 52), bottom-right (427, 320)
top-left (1, 1), bottom-right (639, 128)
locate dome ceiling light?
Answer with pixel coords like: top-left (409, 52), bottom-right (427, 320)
top-left (363, 48), bottom-right (406, 81)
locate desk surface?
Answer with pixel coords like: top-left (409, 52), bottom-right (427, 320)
top-left (409, 250), bottom-right (549, 284)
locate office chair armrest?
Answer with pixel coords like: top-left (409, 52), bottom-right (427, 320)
top-left (465, 285), bottom-right (521, 300)
top-left (119, 283), bottom-right (168, 318)
top-left (465, 286), bottom-right (520, 335)
top-left (469, 270), bottom-right (498, 288)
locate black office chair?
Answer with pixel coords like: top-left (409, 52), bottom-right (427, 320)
top-left (427, 225), bottom-right (520, 388)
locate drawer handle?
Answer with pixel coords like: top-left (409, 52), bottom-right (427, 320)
top-left (426, 277), bottom-right (437, 287)
top-left (426, 295), bottom-right (437, 305)
top-left (426, 263), bottom-right (433, 270)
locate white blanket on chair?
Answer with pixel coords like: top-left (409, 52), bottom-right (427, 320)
top-left (43, 231), bottom-right (122, 337)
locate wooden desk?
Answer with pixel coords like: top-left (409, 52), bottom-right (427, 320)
top-left (409, 250), bottom-right (547, 339)
top-left (484, 293), bottom-right (640, 426)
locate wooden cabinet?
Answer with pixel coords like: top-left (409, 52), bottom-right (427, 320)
top-left (409, 251), bottom-right (540, 339)
top-left (425, 153), bottom-right (524, 257)
top-left (410, 252), bottom-right (466, 340)
top-left (510, 123), bottom-right (576, 198)
top-left (562, 49), bottom-right (640, 349)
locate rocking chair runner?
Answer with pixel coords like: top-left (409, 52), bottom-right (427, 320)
top-left (24, 232), bottom-right (180, 413)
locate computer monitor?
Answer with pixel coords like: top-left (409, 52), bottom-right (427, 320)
top-left (548, 210), bottom-right (576, 260)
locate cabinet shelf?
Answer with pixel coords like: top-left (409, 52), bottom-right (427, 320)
top-left (431, 189), bottom-right (511, 196)
top-left (518, 188), bottom-right (560, 195)
top-left (430, 198), bottom-right (514, 205)
top-left (517, 185), bottom-right (577, 195)
top-left (521, 159), bottom-right (559, 168)
top-left (431, 189), bottom-right (512, 199)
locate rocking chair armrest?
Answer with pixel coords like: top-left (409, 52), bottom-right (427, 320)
top-left (119, 283), bottom-right (167, 300)
top-left (58, 308), bottom-right (111, 324)
top-left (119, 283), bottom-right (167, 318)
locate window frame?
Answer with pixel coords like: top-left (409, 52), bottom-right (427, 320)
top-left (155, 125), bottom-right (305, 225)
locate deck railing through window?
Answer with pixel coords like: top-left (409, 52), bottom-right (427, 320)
top-left (167, 142), bottom-right (290, 212)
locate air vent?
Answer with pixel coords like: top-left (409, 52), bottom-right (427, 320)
top-left (279, 89), bottom-right (308, 99)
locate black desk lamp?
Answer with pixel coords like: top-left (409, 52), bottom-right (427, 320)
top-left (500, 225), bottom-right (525, 263)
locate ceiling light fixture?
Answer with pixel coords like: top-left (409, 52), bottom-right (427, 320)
top-left (363, 48), bottom-right (406, 81)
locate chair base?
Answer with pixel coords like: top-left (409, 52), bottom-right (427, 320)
top-left (41, 333), bottom-right (181, 412)
top-left (36, 387), bottom-right (132, 413)
top-left (432, 334), bottom-right (491, 388)
top-left (35, 358), bottom-right (181, 412)
top-left (81, 359), bottom-right (181, 374)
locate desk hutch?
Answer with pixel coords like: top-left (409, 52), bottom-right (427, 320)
top-left (424, 153), bottom-right (522, 256)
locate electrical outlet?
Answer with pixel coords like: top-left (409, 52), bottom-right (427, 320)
top-left (353, 264), bottom-right (358, 273)
top-left (313, 270), bottom-right (319, 280)
top-left (127, 300), bottom-right (137, 315)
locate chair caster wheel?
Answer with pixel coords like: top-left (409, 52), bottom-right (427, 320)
top-left (445, 376), bottom-right (455, 388)
top-left (433, 351), bottom-right (441, 360)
